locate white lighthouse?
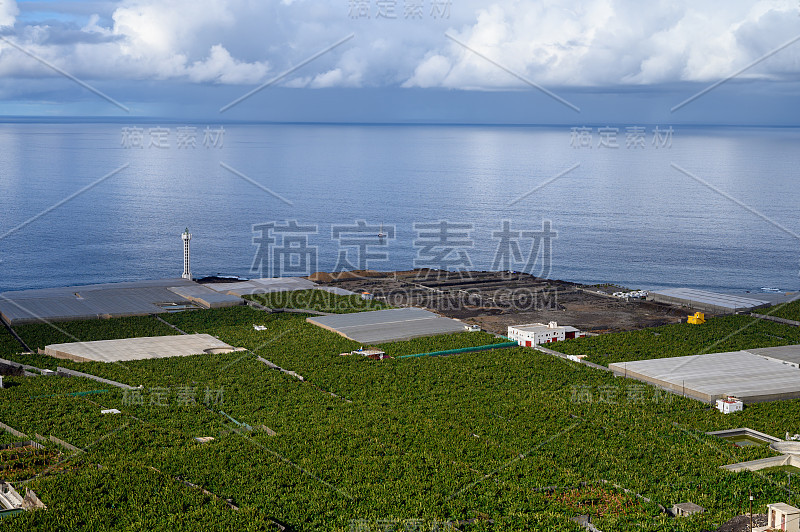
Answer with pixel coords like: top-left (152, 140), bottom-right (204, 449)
top-left (181, 228), bottom-right (192, 280)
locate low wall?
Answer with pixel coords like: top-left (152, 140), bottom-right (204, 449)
top-left (707, 428), bottom-right (782, 444)
top-left (56, 367), bottom-right (136, 390)
top-left (722, 454), bottom-right (800, 472)
top-left (751, 313), bottom-right (800, 327)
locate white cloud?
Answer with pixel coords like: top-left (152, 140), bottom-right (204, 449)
top-left (0, 0), bottom-right (18, 28)
top-left (404, 0), bottom-right (800, 88)
top-left (187, 44), bottom-right (269, 84)
top-left (403, 54), bottom-right (451, 88)
top-left (0, 0), bottom-right (269, 84)
top-left (0, 0), bottom-right (798, 91)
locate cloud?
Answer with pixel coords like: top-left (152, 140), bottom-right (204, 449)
top-left (187, 44), bottom-right (269, 84)
top-left (0, 0), bottom-right (19, 28)
top-left (0, 0), bottom-right (269, 84)
top-left (404, 0), bottom-right (800, 89)
top-left (0, 0), bottom-right (798, 93)
top-left (403, 54), bottom-right (451, 88)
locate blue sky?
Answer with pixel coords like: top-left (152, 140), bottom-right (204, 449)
top-left (1, 0), bottom-right (799, 124)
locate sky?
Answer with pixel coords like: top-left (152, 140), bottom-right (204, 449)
top-left (0, 0), bottom-right (799, 124)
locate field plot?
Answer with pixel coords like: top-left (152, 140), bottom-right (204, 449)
top-left (307, 307), bottom-right (467, 343)
top-left (0, 306), bottom-right (799, 531)
top-left (549, 314), bottom-right (800, 367)
top-left (245, 289), bottom-right (390, 314)
top-left (609, 349), bottom-right (800, 403)
top-left (0, 279), bottom-right (200, 325)
top-left (44, 334), bottom-right (238, 363)
top-left (312, 270), bottom-right (687, 333)
top-left (757, 298), bottom-right (800, 322)
top-left (12, 314), bottom-right (179, 353)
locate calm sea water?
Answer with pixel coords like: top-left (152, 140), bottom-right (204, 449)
top-left (1, 122), bottom-right (798, 294)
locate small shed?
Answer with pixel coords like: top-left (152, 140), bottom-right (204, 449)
top-left (352, 348), bottom-right (386, 357)
top-left (767, 502), bottom-right (800, 532)
top-left (671, 502), bottom-right (704, 517)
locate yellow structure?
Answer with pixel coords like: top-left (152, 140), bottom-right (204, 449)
top-left (687, 312), bottom-right (705, 324)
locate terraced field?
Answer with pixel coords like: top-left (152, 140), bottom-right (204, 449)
top-left (0, 306), bottom-right (798, 531)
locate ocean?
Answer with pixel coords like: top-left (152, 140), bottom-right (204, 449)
top-left (1, 122), bottom-right (798, 294)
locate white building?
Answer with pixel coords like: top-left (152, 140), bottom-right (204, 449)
top-left (753, 503), bottom-right (800, 532)
top-left (508, 322), bottom-right (584, 347)
top-left (715, 396), bottom-right (744, 414)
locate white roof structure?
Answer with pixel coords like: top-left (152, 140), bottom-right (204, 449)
top-left (649, 288), bottom-right (769, 311)
top-left (610, 345), bottom-right (800, 403)
top-left (768, 502), bottom-right (800, 513)
top-left (204, 277), bottom-right (356, 297)
top-left (511, 323), bottom-right (580, 333)
top-left (44, 334), bottom-right (238, 363)
top-left (0, 278), bottom-right (242, 325)
top-left (205, 277), bottom-right (317, 296)
top-left (307, 308), bottom-right (465, 344)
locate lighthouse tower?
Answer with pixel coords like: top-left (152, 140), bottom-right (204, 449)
top-left (181, 228), bottom-right (192, 280)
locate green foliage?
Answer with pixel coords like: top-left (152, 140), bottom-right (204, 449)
top-left (549, 314), bottom-right (800, 366)
top-left (10, 315), bottom-right (177, 353)
top-left (374, 331), bottom-right (507, 357)
top-left (2, 461), bottom-right (281, 531)
top-left (244, 289), bottom-right (391, 313)
top-left (758, 298), bottom-right (800, 322)
top-left (1, 306), bottom-right (798, 530)
top-left (0, 326), bottom-right (23, 356)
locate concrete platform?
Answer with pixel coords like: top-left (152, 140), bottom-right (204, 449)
top-left (307, 307), bottom-right (466, 344)
top-left (314, 286), bottom-right (356, 296)
top-left (44, 334), bottom-right (239, 363)
top-left (747, 345), bottom-right (800, 367)
top-left (204, 277), bottom-right (317, 297)
top-left (648, 288), bottom-right (770, 314)
top-left (0, 279), bottom-right (197, 324)
top-left (167, 285), bottom-right (243, 309)
top-left (610, 346), bottom-right (800, 403)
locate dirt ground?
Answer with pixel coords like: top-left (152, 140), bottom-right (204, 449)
top-left (713, 514), bottom-right (767, 532)
top-left (308, 269), bottom-right (688, 335)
